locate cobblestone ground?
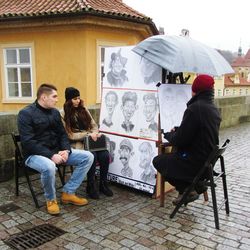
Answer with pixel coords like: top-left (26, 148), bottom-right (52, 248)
top-left (0, 122), bottom-right (250, 249)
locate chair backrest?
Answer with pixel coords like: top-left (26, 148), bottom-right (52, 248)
top-left (204, 139), bottom-right (230, 169)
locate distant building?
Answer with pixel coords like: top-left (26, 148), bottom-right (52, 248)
top-left (231, 48), bottom-right (250, 79)
top-left (223, 48), bottom-right (250, 96)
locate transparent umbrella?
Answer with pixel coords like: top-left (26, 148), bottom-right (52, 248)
top-left (132, 35), bottom-right (234, 76)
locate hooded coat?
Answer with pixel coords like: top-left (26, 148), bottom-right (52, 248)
top-left (153, 90), bottom-right (221, 182)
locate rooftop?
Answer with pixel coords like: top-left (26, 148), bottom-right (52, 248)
top-left (0, 0), bottom-right (149, 21)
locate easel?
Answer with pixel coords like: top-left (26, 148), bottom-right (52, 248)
top-left (154, 69), bottom-right (175, 201)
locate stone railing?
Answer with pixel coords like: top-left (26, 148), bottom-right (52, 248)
top-left (214, 95), bottom-right (250, 128)
top-left (1, 96), bottom-right (250, 182)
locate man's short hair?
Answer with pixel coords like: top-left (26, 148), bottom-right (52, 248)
top-left (119, 139), bottom-right (133, 151)
top-left (122, 91), bottom-right (137, 106)
top-left (139, 141), bottom-right (153, 153)
top-left (105, 91), bottom-right (118, 103)
top-left (143, 93), bottom-right (157, 105)
top-left (37, 83), bottom-right (57, 99)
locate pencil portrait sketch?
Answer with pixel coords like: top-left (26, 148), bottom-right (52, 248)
top-left (107, 48), bottom-right (128, 87)
top-left (140, 57), bottom-right (161, 85)
top-left (105, 136), bottom-right (116, 163)
top-left (143, 93), bottom-right (158, 132)
top-left (138, 141), bottom-right (156, 185)
top-left (118, 139), bottom-right (134, 178)
top-left (138, 92), bottom-right (158, 140)
top-left (158, 84), bottom-right (191, 133)
top-left (120, 91), bottom-right (138, 133)
top-left (102, 90), bottom-right (118, 128)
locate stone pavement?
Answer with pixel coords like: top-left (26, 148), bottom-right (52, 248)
top-left (0, 122), bottom-right (250, 250)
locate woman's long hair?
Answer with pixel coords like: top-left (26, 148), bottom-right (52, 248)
top-left (63, 99), bottom-right (92, 134)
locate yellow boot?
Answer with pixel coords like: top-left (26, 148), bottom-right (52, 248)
top-left (46, 200), bottom-right (60, 215)
top-left (61, 192), bottom-right (88, 206)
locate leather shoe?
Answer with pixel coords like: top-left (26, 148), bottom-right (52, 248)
top-left (47, 200), bottom-right (60, 215)
top-left (99, 181), bottom-right (113, 197)
top-left (86, 182), bottom-right (100, 199)
top-left (172, 191), bottom-right (199, 206)
top-left (195, 182), bottom-right (208, 194)
top-left (61, 192), bottom-right (88, 206)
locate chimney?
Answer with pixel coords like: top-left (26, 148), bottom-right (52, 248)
top-left (181, 29), bottom-right (189, 37)
top-left (159, 26), bottom-right (165, 35)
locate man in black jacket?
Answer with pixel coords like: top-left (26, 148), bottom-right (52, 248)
top-left (18, 84), bottom-right (94, 215)
top-left (153, 75), bottom-right (221, 205)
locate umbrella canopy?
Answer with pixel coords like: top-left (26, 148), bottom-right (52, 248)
top-left (132, 35), bottom-right (234, 76)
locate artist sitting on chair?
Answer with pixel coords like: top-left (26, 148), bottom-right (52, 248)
top-left (153, 75), bottom-right (221, 205)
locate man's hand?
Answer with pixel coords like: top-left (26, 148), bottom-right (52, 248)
top-left (170, 127), bottom-right (176, 132)
top-left (58, 150), bottom-right (69, 162)
top-left (51, 154), bottom-right (65, 164)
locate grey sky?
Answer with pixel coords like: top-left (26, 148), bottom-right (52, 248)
top-left (124, 0), bottom-right (250, 54)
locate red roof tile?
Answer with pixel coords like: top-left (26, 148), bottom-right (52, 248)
top-left (224, 74), bottom-right (250, 86)
top-left (0, 0), bottom-right (149, 20)
top-left (231, 48), bottom-right (250, 67)
top-left (245, 49), bottom-right (250, 59)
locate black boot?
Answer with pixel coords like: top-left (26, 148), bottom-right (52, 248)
top-left (86, 181), bottom-right (99, 199)
top-left (99, 181), bottom-right (113, 197)
top-left (195, 181), bottom-right (208, 194)
top-left (172, 191), bottom-right (199, 206)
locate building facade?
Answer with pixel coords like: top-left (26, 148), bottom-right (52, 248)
top-left (0, 0), bottom-right (158, 111)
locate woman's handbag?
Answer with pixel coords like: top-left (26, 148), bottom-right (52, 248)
top-left (83, 134), bottom-right (108, 152)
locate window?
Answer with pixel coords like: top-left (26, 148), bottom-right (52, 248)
top-left (2, 46), bottom-right (34, 100)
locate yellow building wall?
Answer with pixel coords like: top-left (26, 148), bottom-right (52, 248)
top-left (224, 86), bottom-right (250, 96)
top-left (214, 76), bottom-right (224, 97)
top-left (0, 24), bottom-right (144, 112)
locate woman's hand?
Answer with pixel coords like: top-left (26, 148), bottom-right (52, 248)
top-left (90, 132), bottom-right (99, 141)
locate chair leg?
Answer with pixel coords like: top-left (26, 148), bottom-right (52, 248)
top-left (203, 191), bottom-right (208, 201)
top-left (57, 165), bottom-right (65, 186)
top-left (25, 168), bottom-right (40, 208)
top-left (170, 183), bottom-right (196, 219)
top-left (220, 156), bottom-right (230, 215)
top-left (208, 167), bottom-right (220, 229)
top-left (15, 153), bottom-right (19, 196)
top-left (160, 174), bottom-right (165, 207)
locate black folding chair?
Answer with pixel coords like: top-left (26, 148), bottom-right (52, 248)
top-left (11, 132), bottom-right (67, 208)
top-left (170, 139), bottom-right (230, 229)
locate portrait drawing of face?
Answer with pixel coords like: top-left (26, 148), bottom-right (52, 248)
top-left (143, 93), bottom-right (158, 123)
top-left (121, 91), bottom-right (138, 122)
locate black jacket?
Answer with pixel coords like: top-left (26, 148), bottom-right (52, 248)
top-left (18, 101), bottom-right (71, 160)
top-left (163, 90), bottom-right (221, 179)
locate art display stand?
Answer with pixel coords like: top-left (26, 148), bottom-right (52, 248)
top-left (100, 45), bottom-right (191, 198)
top-left (154, 114), bottom-right (174, 199)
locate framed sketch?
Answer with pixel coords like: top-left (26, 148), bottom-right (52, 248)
top-left (100, 88), bottom-right (159, 140)
top-left (158, 84), bottom-right (192, 134)
top-left (104, 133), bottom-right (158, 193)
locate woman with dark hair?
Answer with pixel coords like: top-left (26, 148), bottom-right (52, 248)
top-left (62, 87), bottom-right (113, 199)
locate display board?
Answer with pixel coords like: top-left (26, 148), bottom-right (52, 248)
top-left (100, 46), bottom-right (192, 194)
top-left (100, 46), bottom-right (161, 193)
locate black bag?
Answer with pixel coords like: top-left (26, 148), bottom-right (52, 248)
top-left (83, 134), bottom-right (108, 152)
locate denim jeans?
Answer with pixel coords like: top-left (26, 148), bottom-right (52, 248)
top-left (25, 149), bottom-right (94, 201)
